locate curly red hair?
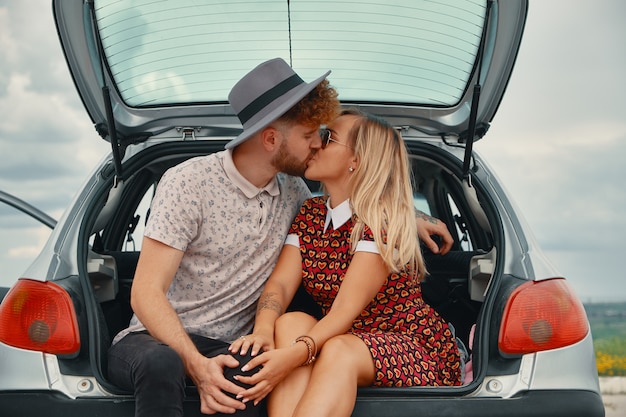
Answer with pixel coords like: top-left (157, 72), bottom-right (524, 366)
top-left (279, 79), bottom-right (340, 127)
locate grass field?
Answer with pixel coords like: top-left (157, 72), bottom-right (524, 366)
top-left (585, 302), bottom-right (626, 376)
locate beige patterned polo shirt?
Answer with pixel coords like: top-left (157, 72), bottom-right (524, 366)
top-left (113, 149), bottom-right (310, 344)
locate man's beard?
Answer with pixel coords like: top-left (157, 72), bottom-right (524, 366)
top-left (271, 140), bottom-right (310, 177)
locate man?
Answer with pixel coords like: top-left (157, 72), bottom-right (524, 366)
top-left (107, 58), bottom-right (452, 417)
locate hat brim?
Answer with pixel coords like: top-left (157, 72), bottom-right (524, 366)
top-left (225, 70), bottom-right (331, 149)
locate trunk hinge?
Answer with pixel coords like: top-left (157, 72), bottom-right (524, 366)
top-left (462, 0), bottom-right (493, 181)
top-left (87, 0), bottom-right (124, 182)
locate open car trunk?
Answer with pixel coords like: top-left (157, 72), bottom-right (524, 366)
top-left (70, 138), bottom-right (504, 407)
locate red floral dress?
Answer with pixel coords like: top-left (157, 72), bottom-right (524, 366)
top-left (288, 197), bottom-right (462, 387)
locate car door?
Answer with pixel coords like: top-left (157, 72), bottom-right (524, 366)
top-left (0, 190), bottom-right (56, 294)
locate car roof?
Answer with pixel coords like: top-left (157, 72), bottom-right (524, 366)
top-left (53, 0), bottom-right (527, 145)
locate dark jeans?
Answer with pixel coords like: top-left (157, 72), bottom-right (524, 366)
top-left (107, 332), bottom-right (263, 417)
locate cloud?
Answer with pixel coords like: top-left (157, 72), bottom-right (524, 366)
top-left (474, 0), bottom-right (626, 302)
top-left (0, 1), bottom-right (108, 216)
top-left (493, 0), bottom-right (626, 132)
top-left (0, 3), bottom-right (108, 290)
top-left (0, 72), bottom-right (100, 176)
top-left (549, 249), bottom-right (626, 303)
top-left (6, 225), bottom-right (52, 258)
top-left (0, 222), bottom-right (53, 285)
top-left (480, 117), bottom-right (626, 250)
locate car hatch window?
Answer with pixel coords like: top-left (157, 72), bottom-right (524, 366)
top-left (94, 0), bottom-right (487, 107)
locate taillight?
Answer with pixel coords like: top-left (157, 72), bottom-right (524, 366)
top-left (0, 278), bottom-right (80, 355)
top-left (498, 278), bottom-right (589, 355)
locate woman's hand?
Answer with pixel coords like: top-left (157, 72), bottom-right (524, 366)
top-left (229, 333), bottom-right (274, 357)
top-left (233, 343), bottom-right (309, 406)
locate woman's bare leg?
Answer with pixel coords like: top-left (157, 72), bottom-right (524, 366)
top-left (293, 334), bottom-right (375, 417)
top-left (267, 312), bottom-right (318, 417)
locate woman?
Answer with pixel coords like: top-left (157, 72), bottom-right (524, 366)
top-left (230, 109), bottom-right (462, 417)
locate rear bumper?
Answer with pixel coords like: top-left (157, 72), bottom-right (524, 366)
top-left (0, 389), bottom-right (605, 417)
top-left (354, 389), bottom-right (605, 417)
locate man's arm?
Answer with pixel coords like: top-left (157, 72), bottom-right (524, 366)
top-left (130, 236), bottom-right (247, 414)
top-left (416, 210), bottom-right (454, 255)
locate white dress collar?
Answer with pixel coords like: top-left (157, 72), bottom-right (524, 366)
top-left (324, 198), bottom-right (352, 233)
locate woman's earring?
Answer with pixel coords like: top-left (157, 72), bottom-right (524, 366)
top-left (348, 167), bottom-right (354, 172)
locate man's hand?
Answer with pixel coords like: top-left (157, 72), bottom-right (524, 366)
top-left (186, 353), bottom-right (248, 415)
top-left (416, 211), bottom-right (453, 255)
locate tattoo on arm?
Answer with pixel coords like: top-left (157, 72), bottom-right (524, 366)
top-left (416, 210), bottom-right (438, 225)
top-left (257, 292), bottom-right (284, 315)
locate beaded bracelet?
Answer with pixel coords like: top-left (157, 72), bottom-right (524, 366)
top-left (293, 335), bottom-right (317, 366)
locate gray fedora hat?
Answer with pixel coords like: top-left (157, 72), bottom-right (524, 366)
top-left (226, 58), bottom-right (331, 149)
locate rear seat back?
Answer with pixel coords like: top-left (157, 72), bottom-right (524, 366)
top-left (98, 250), bottom-right (482, 349)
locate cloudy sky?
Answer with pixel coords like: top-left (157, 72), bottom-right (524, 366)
top-left (1, 1), bottom-right (625, 302)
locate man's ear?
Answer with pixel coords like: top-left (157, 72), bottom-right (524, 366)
top-left (260, 126), bottom-right (280, 151)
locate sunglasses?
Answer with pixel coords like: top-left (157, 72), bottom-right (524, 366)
top-left (320, 129), bottom-right (352, 149)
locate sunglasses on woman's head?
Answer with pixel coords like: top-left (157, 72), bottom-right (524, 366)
top-left (320, 129), bottom-right (352, 149)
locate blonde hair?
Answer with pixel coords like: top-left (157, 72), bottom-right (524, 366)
top-left (344, 109), bottom-right (426, 280)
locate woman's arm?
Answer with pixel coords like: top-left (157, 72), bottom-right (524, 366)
top-left (242, 250), bottom-right (389, 367)
top-left (229, 244), bottom-right (303, 356)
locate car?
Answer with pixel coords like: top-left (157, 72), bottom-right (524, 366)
top-left (0, 0), bottom-right (605, 416)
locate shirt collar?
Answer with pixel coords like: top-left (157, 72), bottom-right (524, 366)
top-left (222, 149), bottom-right (280, 198)
top-left (324, 198), bottom-right (352, 232)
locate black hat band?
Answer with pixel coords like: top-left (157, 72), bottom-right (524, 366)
top-left (237, 73), bottom-right (304, 125)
